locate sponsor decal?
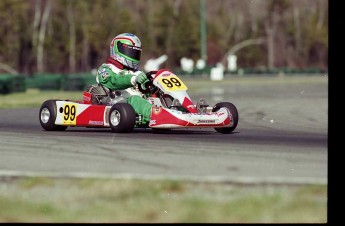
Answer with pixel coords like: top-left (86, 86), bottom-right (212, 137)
top-left (88, 120), bottom-right (104, 126)
top-left (152, 106), bottom-right (162, 115)
top-left (147, 97), bottom-right (155, 105)
top-left (197, 120), bottom-right (216, 123)
top-left (217, 112), bottom-right (225, 117)
top-left (98, 68), bottom-right (109, 79)
top-left (219, 107), bottom-right (231, 117)
top-left (101, 73), bottom-right (109, 79)
top-left (149, 120), bottom-right (156, 125)
top-left (187, 105), bottom-right (196, 109)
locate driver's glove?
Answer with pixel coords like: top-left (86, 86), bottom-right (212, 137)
top-left (135, 71), bottom-right (149, 84)
top-left (133, 71), bottom-right (149, 90)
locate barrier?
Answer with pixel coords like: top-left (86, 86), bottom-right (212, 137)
top-left (61, 73), bottom-right (96, 91)
top-left (0, 74), bottom-right (26, 94)
top-left (1, 67), bottom-right (327, 94)
top-left (24, 73), bottom-right (96, 91)
top-left (26, 73), bottom-right (63, 90)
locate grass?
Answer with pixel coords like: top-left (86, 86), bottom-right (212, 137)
top-left (0, 89), bottom-right (82, 109)
top-left (0, 176), bottom-right (327, 223)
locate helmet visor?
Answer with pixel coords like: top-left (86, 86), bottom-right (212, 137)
top-left (116, 42), bottom-right (141, 62)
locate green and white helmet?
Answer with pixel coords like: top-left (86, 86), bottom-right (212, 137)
top-left (110, 33), bottom-right (142, 70)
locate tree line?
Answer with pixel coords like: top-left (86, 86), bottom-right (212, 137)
top-left (0, 0), bottom-right (328, 75)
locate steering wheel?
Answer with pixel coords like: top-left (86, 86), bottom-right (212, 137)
top-left (137, 71), bottom-right (157, 94)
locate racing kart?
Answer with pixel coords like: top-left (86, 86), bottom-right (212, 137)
top-left (39, 69), bottom-right (238, 133)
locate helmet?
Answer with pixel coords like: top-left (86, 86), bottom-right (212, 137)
top-left (110, 33), bottom-right (142, 70)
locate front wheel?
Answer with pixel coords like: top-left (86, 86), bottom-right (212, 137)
top-left (39, 100), bottom-right (67, 131)
top-left (212, 102), bottom-right (238, 134)
top-left (108, 103), bottom-right (136, 133)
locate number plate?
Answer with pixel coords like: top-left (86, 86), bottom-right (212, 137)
top-left (157, 75), bottom-right (187, 91)
top-left (63, 103), bottom-right (77, 125)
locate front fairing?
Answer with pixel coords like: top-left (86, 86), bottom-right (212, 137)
top-left (151, 69), bottom-right (197, 113)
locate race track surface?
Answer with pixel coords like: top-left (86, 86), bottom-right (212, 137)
top-left (0, 76), bottom-right (328, 185)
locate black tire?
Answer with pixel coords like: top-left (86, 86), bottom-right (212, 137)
top-left (212, 102), bottom-right (239, 134)
top-left (39, 100), bottom-right (67, 131)
top-left (108, 103), bottom-right (136, 133)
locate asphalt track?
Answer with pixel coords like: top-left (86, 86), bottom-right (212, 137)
top-left (0, 75), bottom-right (328, 185)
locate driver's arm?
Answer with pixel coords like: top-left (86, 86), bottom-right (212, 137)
top-left (97, 66), bottom-right (146, 90)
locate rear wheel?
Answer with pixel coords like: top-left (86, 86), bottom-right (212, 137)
top-left (39, 100), bottom-right (67, 131)
top-left (109, 103), bottom-right (136, 133)
top-left (212, 102), bottom-right (238, 134)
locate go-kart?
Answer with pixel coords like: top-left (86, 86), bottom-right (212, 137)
top-left (39, 69), bottom-right (238, 133)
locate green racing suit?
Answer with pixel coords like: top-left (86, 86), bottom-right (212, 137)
top-left (96, 58), bottom-right (153, 122)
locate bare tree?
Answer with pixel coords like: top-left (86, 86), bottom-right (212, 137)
top-left (0, 0), bottom-right (329, 74)
top-left (37, 0), bottom-right (52, 73)
top-left (32, 0), bottom-right (41, 51)
top-left (67, 1), bottom-right (76, 73)
top-left (293, 5), bottom-right (301, 65)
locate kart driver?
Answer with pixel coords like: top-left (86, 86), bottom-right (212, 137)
top-left (96, 33), bottom-right (154, 123)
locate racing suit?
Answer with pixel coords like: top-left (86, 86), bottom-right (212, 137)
top-left (96, 57), bottom-right (153, 122)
